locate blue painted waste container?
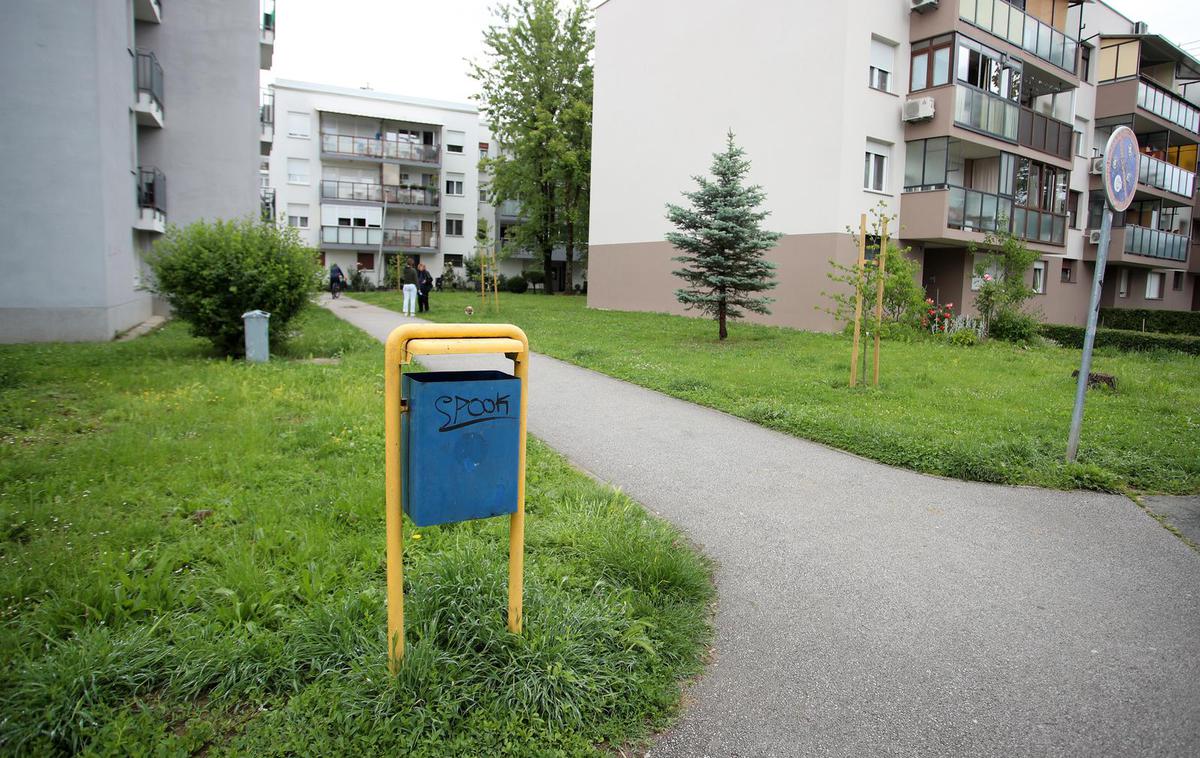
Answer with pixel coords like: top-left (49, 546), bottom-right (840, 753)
top-left (402, 370), bottom-right (521, 527)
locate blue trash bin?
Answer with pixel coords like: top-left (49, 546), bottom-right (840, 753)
top-left (402, 370), bottom-right (521, 527)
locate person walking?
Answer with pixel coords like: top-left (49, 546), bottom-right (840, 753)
top-left (329, 263), bottom-right (346, 299)
top-left (417, 262), bottom-right (434, 313)
top-left (401, 257), bottom-right (418, 317)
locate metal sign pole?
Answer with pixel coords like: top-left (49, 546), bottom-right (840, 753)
top-left (1065, 204), bottom-right (1111, 461)
top-left (1066, 125), bottom-right (1137, 462)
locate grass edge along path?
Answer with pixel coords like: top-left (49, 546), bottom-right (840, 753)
top-left (352, 291), bottom-right (1200, 495)
top-left (0, 306), bottom-right (714, 757)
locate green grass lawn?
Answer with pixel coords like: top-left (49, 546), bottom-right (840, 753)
top-left (354, 290), bottom-right (1200, 494)
top-left (0, 307), bottom-right (712, 756)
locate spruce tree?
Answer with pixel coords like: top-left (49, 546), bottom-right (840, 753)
top-left (666, 131), bottom-right (781, 340)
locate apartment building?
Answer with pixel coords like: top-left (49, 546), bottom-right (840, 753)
top-left (587, 0), bottom-right (1200, 329)
top-left (0, 0), bottom-right (271, 342)
top-left (265, 80), bottom-right (484, 287)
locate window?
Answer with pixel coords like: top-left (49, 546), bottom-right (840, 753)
top-left (445, 172), bottom-right (465, 196)
top-left (1118, 268), bottom-right (1129, 298)
top-left (443, 254), bottom-right (464, 269)
top-left (1061, 261), bottom-right (1074, 283)
top-left (956, 37), bottom-right (1021, 100)
top-left (287, 111), bottom-right (311, 139)
top-left (1079, 43), bottom-right (1092, 81)
top-left (1012, 156), bottom-right (1068, 245)
top-left (869, 37), bottom-right (895, 93)
top-left (1069, 191), bottom-right (1081, 229)
top-left (479, 142), bottom-right (490, 159)
top-left (971, 253), bottom-right (1004, 291)
top-left (356, 253), bottom-right (375, 270)
top-left (1173, 271), bottom-right (1185, 291)
top-left (446, 130), bottom-right (465, 154)
top-left (286, 203), bottom-right (309, 229)
top-left (1145, 271), bottom-right (1164, 300)
top-left (1032, 261), bottom-right (1046, 294)
top-left (1097, 38), bottom-right (1139, 83)
top-left (864, 140), bottom-right (889, 193)
top-left (445, 216), bottom-right (464, 236)
top-left (287, 158), bottom-right (309, 184)
top-left (910, 35), bottom-right (952, 92)
top-left (903, 137), bottom-right (964, 190)
top-left (1073, 130), bottom-right (1085, 157)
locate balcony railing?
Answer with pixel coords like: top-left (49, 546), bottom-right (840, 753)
top-left (383, 229), bottom-right (438, 248)
top-left (135, 50), bottom-right (164, 109)
top-left (320, 134), bottom-right (440, 163)
top-left (955, 84), bottom-right (1018, 142)
top-left (959, 0), bottom-right (1078, 74)
top-left (318, 180), bottom-right (439, 206)
top-left (260, 188), bottom-right (275, 221)
top-left (1125, 224), bottom-right (1189, 262)
top-left (260, 90), bottom-right (273, 125)
top-left (321, 226), bottom-right (439, 248)
top-left (1017, 106), bottom-right (1072, 161)
top-left (1138, 153), bottom-right (1197, 198)
top-left (138, 167), bottom-right (166, 214)
top-left (1137, 79), bottom-right (1200, 135)
top-left (948, 186), bottom-right (1066, 245)
top-left (498, 199), bottom-right (521, 217)
top-left (262, 0), bottom-right (275, 32)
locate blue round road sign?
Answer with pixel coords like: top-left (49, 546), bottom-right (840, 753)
top-left (1103, 127), bottom-right (1139, 212)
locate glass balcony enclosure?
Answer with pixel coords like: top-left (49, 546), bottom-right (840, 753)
top-left (1137, 80), bottom-right (1200, 135)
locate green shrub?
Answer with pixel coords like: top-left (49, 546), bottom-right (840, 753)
top-left (147, 218), bottom-right (319, 355)
top-left (948, 329), bottom-right (979, 347)
top-left (988, 308), bottom-right (1039, 343)
top-left (1038, 324), bottom-right (1200, 355)
top-left (1099, 308), bottom-right (1200, 336)
top-left (506, 275), bottom-right (529, 294)
top-left (524, 269), bottom-right (546, 289)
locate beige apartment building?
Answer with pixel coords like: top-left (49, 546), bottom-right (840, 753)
top-left (587, 0), bottom-right (1200, 330)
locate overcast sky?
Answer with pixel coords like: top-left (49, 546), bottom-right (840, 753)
top-left (262, 0), bottom-right (1200, 103)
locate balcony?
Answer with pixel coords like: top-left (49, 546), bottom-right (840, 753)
top-left (498, 199), bottom-right (521, 219)
top-left (901, 186), bottom-right (1066, 249)
top-left (320, 133), bottom-right (440, 165)
top-left (1017, 106), bottom-right (1072, 162)
top-left (260, 90), bottom-right (274, 155)
top-left (135, 167), bottom-right (166, 233)
top-left (1097, 77), bottom-right (1200, 141)
top-left (320, 226), bottom-right (439, 250)
top-left (260, 188), bottom-right (275, 223)
top-left (260, 0), bottom-right (275, 70)
top-left (133, 0), bottom-right (162, 23)
top-left (958, 0), bottom-right (1078, 75)
top-left (1137, 79), bottom-right (1200, 136)
top-left (133, 50), bottom-right (164, 127)
top-left (319, 180), bottom-right (439, 208)
top-left (1138, 153), bottom-right (1196, 199)
top-left (1124, 225), bottom-right (1189, 263)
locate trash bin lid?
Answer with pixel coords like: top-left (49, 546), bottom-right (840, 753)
top-left (242, 310), bottom-right (272, 319)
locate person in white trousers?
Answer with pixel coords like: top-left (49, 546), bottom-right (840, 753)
top-left (401, 257), bottom-right (418, 316)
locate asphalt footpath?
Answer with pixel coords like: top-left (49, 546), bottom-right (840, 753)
top-left (324, 295), bottom-right (1200, 758)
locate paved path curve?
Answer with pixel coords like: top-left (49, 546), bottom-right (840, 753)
top-left (324, 296), bottom-right (1200, 757)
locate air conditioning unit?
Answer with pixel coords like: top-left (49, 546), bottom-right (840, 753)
top-left (911, 0), bottom-right (939, 13)
top-left (1089, 156), bottom-right (1105, 175)
top-left (902, 97), bottom-right (936, 122)
top-left (1133, 21), bottom-right (1149, 34)
top-left (1087, 229), bottom-right (1103, 244)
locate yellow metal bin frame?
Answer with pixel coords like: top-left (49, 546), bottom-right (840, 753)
top-left (383, 323), bottom-right (530, 672)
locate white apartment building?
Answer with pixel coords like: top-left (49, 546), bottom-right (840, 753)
top-left (0, 0), bottom-right (271, 342)
top-left (266, 80), bottom-right (489, 287)
top-left (588, 0), bottom-right (1200, 330)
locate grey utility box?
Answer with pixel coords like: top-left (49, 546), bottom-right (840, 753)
top-left (242, 310), bottom-right (271, 363)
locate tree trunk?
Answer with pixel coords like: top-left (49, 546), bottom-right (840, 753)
top-left (565, 218), bottom-right (575, 294)
top-left (718, 298), bottom-right (728, 340)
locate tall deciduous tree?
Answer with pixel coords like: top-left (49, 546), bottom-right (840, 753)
top-left (666, 132), bottom-right (782, 340)
top-left (470, 0), bottom-right (593, 294)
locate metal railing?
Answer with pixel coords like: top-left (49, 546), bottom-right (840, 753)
top-left (260, 89), bottom-right (273, 125)
top-left (1138, 153), bottom-right (1196, 198)
top-left (320, 134), bottom-right (439, 163)
top-left (134, 50), bottom-right (164, 108)
top-left (948, 186), bottom-right (1066, 245)
top-left (138, 167), bottom-right (166, 214)
top-left (318, 180), bottom-right (440, 206)
top-left (959, 0), bottom-right (1078, 74)
top-left (1137, 79), bottom-right (1200, 135)
top-left (1017, 106), bottom-right (1072, 160)
top-left (1124, 224), bottom-right (1189, 262)
top-left (382, 229), bottom-right (438, 248)
top-left (955, 84), bottom-right (1019, 142)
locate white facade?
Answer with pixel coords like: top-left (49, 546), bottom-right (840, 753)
top-left (267, 80), bottom-right (484, 286)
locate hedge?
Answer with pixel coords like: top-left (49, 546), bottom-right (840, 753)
top-left (1099, 308), bottom-right (1200, 336)
top-left (1038, 324), bottom-right (1200, 355)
